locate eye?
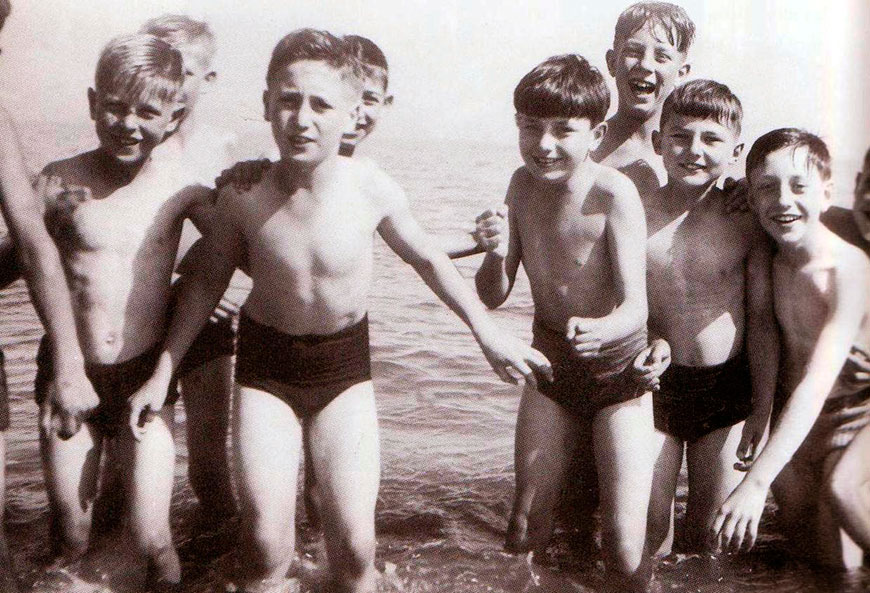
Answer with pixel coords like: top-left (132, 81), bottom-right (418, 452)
top-left (655, 50), bottom-right (671, 64)
top-left (311, 97), bottom-right (333, 113)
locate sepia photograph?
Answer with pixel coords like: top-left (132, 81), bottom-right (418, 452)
top-left (0, 1), bottom-right (868, 591)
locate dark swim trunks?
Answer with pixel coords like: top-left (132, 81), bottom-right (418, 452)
top-left (35, 336), bottom-right (179, 437)
top-left (531, 318), bottom-right (647, 416)
top-left (653, 352), bottom-right (753, 443)
top-left (235, 312), bottom-right (372, 418)
top-left (169, 280), bottom-right (236, 379)
top-left (0, 349), bottom-right (9, 431)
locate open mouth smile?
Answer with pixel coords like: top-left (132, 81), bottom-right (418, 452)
top-left (771, 213), bottom-right (801, 224)
top-left (629, 79), bottom-right (656, 95)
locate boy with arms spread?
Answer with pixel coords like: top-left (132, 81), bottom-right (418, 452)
top-left (475, 54), bottom-right (653, 590)
top-left (34, 33), bottom-right (210, 586)
top-left (642, 80), bottom-right (777, 554)
top-left (128, 29), bottom-right (549, 593)
top-left (712, 129), bottom-right (870, 569)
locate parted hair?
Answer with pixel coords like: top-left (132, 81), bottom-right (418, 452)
top-left (95, 33), bottom-right (184, 106)
top-left (660, 79), bottom-right (743, 135)
top-left (266, 28), bottom-right (364, 91)
top-left (514, 54), bottom-right (609, 124)
top-left (344, 34), bottom-right (389, 91)
top-left (613, 2), bottom-right (695, 54)
top-left (746, 128), bottom-right (832, 182)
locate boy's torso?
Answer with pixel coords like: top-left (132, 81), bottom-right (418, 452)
top-left (512, 166), bottom-right (621, 331)
top-left (234, 159), bottom-right (381, 336)
top-left (42, 150), bottom-right (201, 364)
top-left (594, 134), bottom-right (666, 202)
top-left (645, 188), bottom-right (755, 366)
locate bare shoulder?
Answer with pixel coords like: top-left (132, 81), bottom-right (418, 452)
top-left (590, 162), bottom-right (642, 211)
top-left (506, 166), bottom-right (534, 208)
top-left (833, 237), bottom-right (870, 285)
top-left (353, 156), bottom-right (407, 218)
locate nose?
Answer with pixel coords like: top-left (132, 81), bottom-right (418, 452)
top-left (638, 49), bottom-right (655, 73)
top-left (538, 130), bottom-right (557, 153)
top-left (118, 112), bottom-right (139, 134)
top-left (688, 135), bottom-right (703, 156)
top-left (294, 100), bottom-right (313, 129)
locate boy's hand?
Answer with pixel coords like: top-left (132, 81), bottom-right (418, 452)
top-left (735, 408), bottom-right (770, 471)
top-left (631, 338), bottom-right (671, 391)
top-left (565, 317), bottom-right (612, 358)
top-left (723, 177), bottom-right (750, 213)
top-left (127, 379), bottom-right (169, 441)
top-left (708, 477), bottom-right (768, 553)
top-left (840, 344), bottom-right (870, 391)
top-left (475, 326), bottom-right (552, 389)
top-left (473, 205), bottom-right (509, 258)
top-left (40, 371), bottom-right (99, 440)
top-left (214, 159), bottom-right (271, 192)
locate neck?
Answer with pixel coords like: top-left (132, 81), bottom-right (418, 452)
top-left (664, 178), bottom-right (717, 211)
top-left (275, 153), bottom-right (340, 193)
top-left (778, 223), bottom-right (829, 266)
top-left (611, 106), bottom-right (659, 143)
top-left (95, 149), bottom-right (141, 185)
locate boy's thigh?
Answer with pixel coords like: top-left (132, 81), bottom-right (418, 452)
top-left (685, 421), bottom-right (746, 509)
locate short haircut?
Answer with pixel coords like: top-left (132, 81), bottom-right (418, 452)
top-left (95, 33), bottom-right (184, 106)
top-left (746, 128), bottom-right (832, 183)
top-left (514, 54), bottom-right (609, 124)
top-left (344, 34), bottom-right (389, 91)
top-left (266, 28), bottom-right (364, 92)
top-left (0, 0), bottom-right (10, 31)
top-left (139, 14), bottom-right (216, 59)
top-left (613, 2), bottom-right (695, 54)
top-left (660, 79), bottom-right (743, 135)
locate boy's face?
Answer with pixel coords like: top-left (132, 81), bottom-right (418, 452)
top-left (176, 43), bottom-right (216, 111)
top-left (750, 146), bottom-right (831, 246)
top-left (655, 114), bottom-right (741, 188)
top-left (607, 24), bottom-right (690, 120)
top-left (516, 114), bottom-right (605, 184)
top-left (88, 87), bottom-right (180, 166)
top-left (264, 60), bottom-right (360, 166)
top-left (345, 73), bottom-right (392, 146)
top-left (852, 160), bottom-right (870, 240)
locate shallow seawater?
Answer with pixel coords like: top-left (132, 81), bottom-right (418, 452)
top-left (2, 129), bottom-right (868, 592)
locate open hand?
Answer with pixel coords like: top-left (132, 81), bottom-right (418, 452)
top-left (708, 478), bottom-right (768, 553)
top-left (723, 177), bottom-right (749, 213)
top-left (473, 205), bottom-right (509, 258)
top-left (476, 327), bottom-right (552, 389)
top-left (631, 338), bottom-right (671, 391)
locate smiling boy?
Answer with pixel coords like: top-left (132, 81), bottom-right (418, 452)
top-left (128, 29), bottom-right (549, 593)
top-left (640, 80), bottom-right (778, 555)
top-left (712, 129), bottom-right (870, 569)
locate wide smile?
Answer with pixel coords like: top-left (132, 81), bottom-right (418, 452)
top-left (112, 134), bottom-right (141, 148)
top-left (680, 162), bottom-right (705, 173)
top-left (288, 135), bottom-right (315, 148)
top-left (628, 79), bottom-right (656, 97)
top-left (532, 156), bottom-right (564, 170)
top-left (770, 213), bottom-right (801, 225)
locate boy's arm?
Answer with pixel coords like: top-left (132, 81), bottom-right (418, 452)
top-left (0, 234), bottom-right (23, 289)
top-left (128, 188), bottom-right (245, 439)
top-left (373, 169), bottom-right (550, 385)
top-left (568, 175), bottom-right (647, 353)
top-left (736, 229), bottom-right (779, 468)
top-left (441, 232), bottom-right (484, 260)
top-left (475, 172), bottom-right (523, 309)
top-left (0, 110), bottom-right (97, 438)
top-left (711, 256), bottom-right (868, 551)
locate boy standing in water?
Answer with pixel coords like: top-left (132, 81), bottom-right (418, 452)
top-left (642, 80), bottom-right (777, 554)
top-left (34, 33), bottom-right (210, 587)
top-left (475, 54), bottom-right (653, 590)
top-left (128, 29), bottom-right (549, 593)
top-left (712, 129), bottom-right (870, 569)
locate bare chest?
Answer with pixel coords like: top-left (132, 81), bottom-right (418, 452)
top-left (775, 265), bottom-right (832, 350)
top-left (519, 203), bottom-right (607, 271)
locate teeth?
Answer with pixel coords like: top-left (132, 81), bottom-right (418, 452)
top-left (682, 163), bottom-right (703, 171)
top-left (772, 214), bottom-right (800, 223)
top-left (630, 80), bottom-right (655, 93)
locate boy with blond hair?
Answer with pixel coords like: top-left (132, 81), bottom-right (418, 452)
top-left (33, 33), bottom-right (213, 587)
top-left (640, 80), bottom-right (778, 554)
top-left (475, 53), bottom-right (654, 590)
top-left (128, 28), bottom-right (549, 593)
top-left (712, 129), bottom-right (870, 569)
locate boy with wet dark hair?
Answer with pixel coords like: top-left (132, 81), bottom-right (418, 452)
top-left (129, 28), bottom-right (549, 593)
top-left (712, 129), bottom-right (870, 569)
top-left (476, 53), bottom-right (654, 590)
top-left (640, 80), bottom-right (777, 554)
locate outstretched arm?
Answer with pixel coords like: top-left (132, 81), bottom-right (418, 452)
top-left (0, 108), bottom-right (97, 439)
top-left (711, 256), bottom-right (868, 552)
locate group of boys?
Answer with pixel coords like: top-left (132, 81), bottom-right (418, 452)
top-left (0, 2), bottom-right (867, 593)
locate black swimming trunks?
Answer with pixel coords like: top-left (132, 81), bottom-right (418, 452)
top-left (35, 336), bottom-right (179, 437)
top-left (169, 280), bottom-right (236, 379)
top-left (235, 312), bottom-right (372, 418)
top-left (653, 352), bottom-right (753, 443)
top-left (0, 349), bottom-right (9, 431)
top-left (531, 318), bottom-right (647, 417)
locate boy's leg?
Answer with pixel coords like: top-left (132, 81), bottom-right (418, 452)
top-left (771, 460), bottom-right (820, 563)
top-left (92, 439), bottom-right (126, 537)
top-left (684, 421), bottom-right (746, 550)
top-left (0, 433), bottom-right (16, 593)
top-left (827, 423), bottom-right (870, 557)
top-left (307, 381), bottom-right (379, 593)
top-left (303, 440), bottom-right (321, 530)
top-left (233, 386), bottom-right (302, 588)
top-left (180, 355), bottom-right (237, 526)
top-left (117, 408), bottom-right (179, 586)
top-left (40, 422), bottom-right (103, 562)
top-left (507, 384), bottom-right (577, 555)
top-left (645, 429), bottom-right (682, 557)
top-left (593, 392), bottom-right (655, 591)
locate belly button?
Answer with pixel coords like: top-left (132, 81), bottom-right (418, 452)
top-left (105, 334), bottom-right (116, 344)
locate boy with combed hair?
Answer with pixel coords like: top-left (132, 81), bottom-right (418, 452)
top-left (712, 129), bottom-right (870, 570)
top-left (640, 80), bottom-right (777, 554)
top-left (33, 33), bottom-right (212, 587)
top-left (339, 34), bottom-right (393, 156)
top-left (128, 28), bottom-right (550, 593)
top-left (475, 53), bottom-right (654, 590)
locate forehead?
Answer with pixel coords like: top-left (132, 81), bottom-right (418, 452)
top-left (270, 60), bottom-right (358, 97)
top-left (620, 23), bottom-right (683, 54)
top-left (755, 146), bottom-right (820, 179)
top-left (176, 43), bottom-right (214, 73)
top-left (516, 113), bottom-right (592, 128)
top-left (663, 113), bottom-right (735, 135)
top-left (96, 86), bottom-right (175, 112)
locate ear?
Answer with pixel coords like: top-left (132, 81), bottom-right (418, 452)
top-left (677, 62), bottom-right (691, 80)
top-left (204, 71), bottom-right (217, 83)
top-left (87, 88), bottom-right (97, 121)
top-left (731, 142), bottom-right (744, 164)
top-left (821, 179), bottom-right (834, 212)
top-left (652, 130), bottom-right (662, 155)
top-left (605, 49), bottom-right (616, 77)
top-left (384, 94), bottom-right (394, 107)
top-left (263, 89), bottom-right (271, 122)
top-left (164, 103), bottom-right (184, 135)
top-left (590, 121), bottom-right (608, 152)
